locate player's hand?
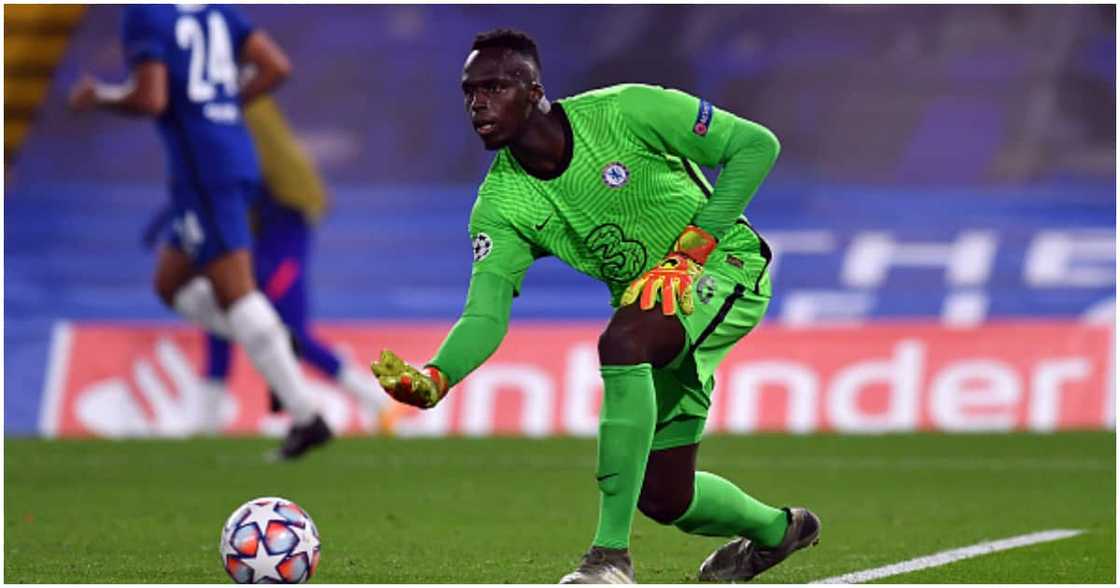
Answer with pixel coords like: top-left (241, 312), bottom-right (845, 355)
top-left (68, 75), bottom-right (97, 112)
top-left (621, 253), bottom-right (705, 315)
top-left (370, 349), bottom-right (449, 409)
top-left (621, 225), bottom-right (717, 316)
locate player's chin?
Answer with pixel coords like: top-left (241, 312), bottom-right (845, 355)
top-left (478, 134), bottom-right (507, 151)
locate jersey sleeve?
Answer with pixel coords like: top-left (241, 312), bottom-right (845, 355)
top-left (618, 84), bottom-right (780, 239)
top-left (426, 187), bottom-right (530, 387)
top-left (218, 5), bottom-right (256, 53)
top-left (468, 189), bottom-right (536, 295)
top-left (426, 271), bottom-right (513, 387)
top-left (121, 6), bottom-right (165, 67)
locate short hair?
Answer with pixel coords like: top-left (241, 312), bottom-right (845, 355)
top-left (471, 28), bottom-right (542, 73)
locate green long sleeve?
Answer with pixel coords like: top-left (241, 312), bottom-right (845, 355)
top-left (690, 118), bottom-right (780, 238)
top-left (619, 84), bottom-right (780, 239)
top-left (426, 270), bottom-right (514, 387)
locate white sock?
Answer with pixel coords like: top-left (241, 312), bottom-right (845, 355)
top-left (337, 361), bottom-right (389, 412)
top-left (173, 277), bottom-right (232, 338)
top-left (196, 378), bottom-right (227, 435)
top-left (227, 292), bottom-right (317, 425)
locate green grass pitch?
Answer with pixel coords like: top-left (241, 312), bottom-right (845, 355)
top-left (5, 431), bottom-right (1115, 583)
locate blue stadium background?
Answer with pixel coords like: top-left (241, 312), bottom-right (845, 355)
top-left (5, 5), bottom-right (1115, 434)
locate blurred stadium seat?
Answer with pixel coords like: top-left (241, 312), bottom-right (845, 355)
top-left (3, 4), bottom-right (85, 160)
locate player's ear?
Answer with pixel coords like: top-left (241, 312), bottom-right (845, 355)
top-left (530, 82), bottom-right (550, 113)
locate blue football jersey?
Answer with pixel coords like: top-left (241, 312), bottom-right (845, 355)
top-left (122, 4), bottom-right (261, 186)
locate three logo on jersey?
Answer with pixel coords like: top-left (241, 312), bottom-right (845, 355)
top-left (586, 224), bottom-right (647, 282)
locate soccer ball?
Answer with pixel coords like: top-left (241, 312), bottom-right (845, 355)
top-left (219, 496), bottom-right (321, 583)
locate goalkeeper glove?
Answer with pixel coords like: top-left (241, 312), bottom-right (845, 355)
top-left (370, 349), bottom-right (449, 409)
top-left (621, 225), bottom-right (718, 316)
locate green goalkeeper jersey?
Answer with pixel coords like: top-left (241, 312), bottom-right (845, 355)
top-left (469, 83), bottom-right (775, 306)
top-left (430, 83), bottom-right (779, 386)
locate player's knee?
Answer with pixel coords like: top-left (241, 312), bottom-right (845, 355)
top-left (637, 491), bottom-right (690, 525)
top-left (597, 324), bottom-right (648, 366)
top-left (153, 274), bottom-right (179, 308)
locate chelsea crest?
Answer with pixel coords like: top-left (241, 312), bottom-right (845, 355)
top-left (601, 162), bottom-right (630, 189)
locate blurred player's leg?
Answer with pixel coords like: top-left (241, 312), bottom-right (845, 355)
top-left (206, 249), bottom-right (318, 425)
top-left (255, 200), bottom-right (397, 432)
top-left (154, 247), bottom-right (231, 338)
top-left (198, 334), bottom-right (233, 435)
top-left (291, 329), bottom-right (401, 432)
top-left (157, 249), bottom-right (329, 456)
top-left (161, 180), bottom-right (329, 460)
top-left (245, 91), bottom-right (398, 432)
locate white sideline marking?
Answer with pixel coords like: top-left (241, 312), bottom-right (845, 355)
top-left (811, 529), bottom-right (1084, 584)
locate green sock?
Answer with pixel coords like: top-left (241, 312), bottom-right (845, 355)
top-left (672, 471), bottom-right (789, 548)
top-left (591, 364), bottom-right (656, 550)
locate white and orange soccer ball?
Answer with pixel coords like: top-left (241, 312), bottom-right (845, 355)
top-left (219, 497), bottom-right (321, 583)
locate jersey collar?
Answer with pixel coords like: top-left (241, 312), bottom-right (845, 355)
top-left (519, 102), bottom-right (573, 181)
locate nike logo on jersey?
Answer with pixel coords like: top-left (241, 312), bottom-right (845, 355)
top-left (596, 473), bottom-right (619, 482)
top-left (535, 214), bottom-right (553, 231)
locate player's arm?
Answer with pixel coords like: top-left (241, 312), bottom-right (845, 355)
top-left (618, 84), bottom-right (779, 315)
top-left (237, 31), bottom-right (292, 105)
top-left (619, 84), bottom-right (780, 240)
top-left (372, 247), bottom-right (521, 409)
top-left (214, 6), bottom-right (291, 105)
top-left (68, 62), bottom-right (168, 117)
top-left (69, 7), bottom-right (169, 117)
top-left (372, 271), bottom-right (515, 408)
top-left (371, 197), bottom-right (533, 409)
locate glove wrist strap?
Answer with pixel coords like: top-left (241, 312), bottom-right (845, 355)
top-left (425, 366), bottom-right (449, 396)
top-left (674, 225), bottom-right (718, 265)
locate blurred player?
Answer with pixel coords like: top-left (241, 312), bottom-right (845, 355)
top-left (68, 5), bottom-right (330, 460)
top-left (142, 96), bottom-right (398, 434)
top-left (371, 29), bottom-right (820, 583)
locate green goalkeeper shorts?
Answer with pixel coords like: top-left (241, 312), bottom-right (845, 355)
top-left (651, 221), bottom-right (772, 451)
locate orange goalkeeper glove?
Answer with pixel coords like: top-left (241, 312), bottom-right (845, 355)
top-left (370, 349), bottom-right (449, 409)
top-left (621, 225), bottom-right (718, 316)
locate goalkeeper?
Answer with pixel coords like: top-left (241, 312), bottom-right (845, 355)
top-left (372, 29), bottom-right (820, 584)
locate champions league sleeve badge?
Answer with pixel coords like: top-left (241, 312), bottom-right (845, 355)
top-left (472, 232), bottom-right (493, 262)
top-left (693, 99), bottom-right (713, 136)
